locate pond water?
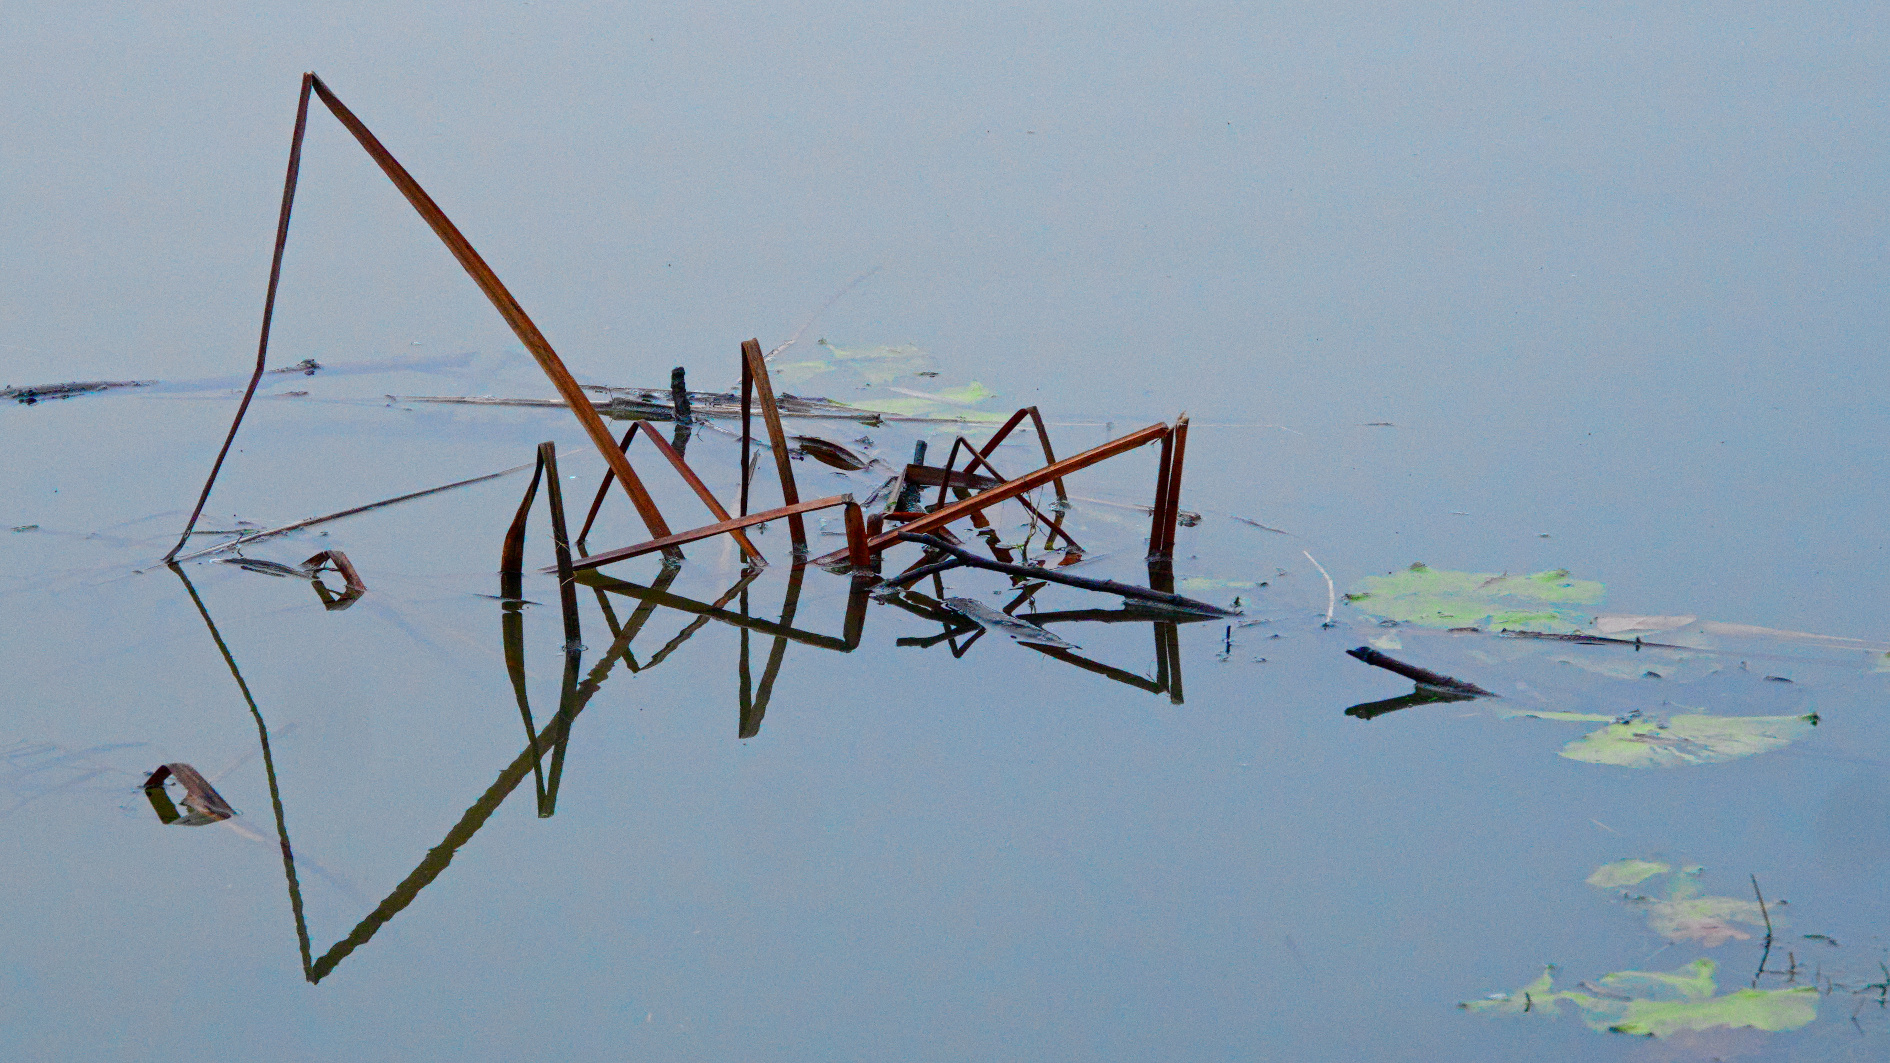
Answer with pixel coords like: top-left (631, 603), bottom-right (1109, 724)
top-left (4, 4), bottom-right (1888, 1061)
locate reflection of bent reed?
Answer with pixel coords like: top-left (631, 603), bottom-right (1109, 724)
top-left (880, 579), bottom-right (1209, 703)
top-left (171, 561), bottom-right (840, 983)
top-left (173, 556), bottom-right (1189, 985)
top-left (575, 565), bottom-right (869, 738)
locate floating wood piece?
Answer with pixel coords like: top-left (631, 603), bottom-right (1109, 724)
top-left (740, 338), bottom-right (804, 547)
top-left (144, 763), bottom-right (238, 826)
top-left (566, 494), bottom-right (865, 572)
top-left (303, 549), bottom-right (366, 610)
top-left (817, 422), bottom-right (1170, 565)
top-left (4, 380), bottom-right (154, 404)
top-left (404, 386), bottom-right (994, 423)
top-left (167, 72), bottom-right (680, 561)
top-left (943, 597), bottom-right (1077, 649)
top-left (1344, 646), bottom-right (1496, 697)
top-left (670, 367), bottom-right (691, 424)
top-left (892, 440), bottom-right (927, 512)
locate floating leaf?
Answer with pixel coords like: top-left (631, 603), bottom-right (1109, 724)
top-left (1647, 896), bottom-right (1766, 947)
top-left (1179, 578), bottom-right (1259, 591)
top-left (816, 340), bottom-right (938, 385)
top-left (1558, 714), bottom-right (1817, 769)
top-left (889, 381), bottom-right (996, 405)
top-left (1586, 859), bottom-right (1671, 888)
top-left (848, 396), bottom-right (1004, 421)
top-left (771, 359), bottom-right (834, 386)
top-left (1465, 960), bottom-right (1818, 1038)
top-left (1638, 870), bottom-right (1772, 947)
top-left (1461, 967), bottom-right (1572, 1016)
top-left (1595, 615), bottom-right (1698, 635)
top-left (1507, 709), bottom-right (1617, 724)
top-left (1345, 564), bottom-right (1604, 633)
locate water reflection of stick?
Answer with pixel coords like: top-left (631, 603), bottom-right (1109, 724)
top-left (893, 532), bottom-right (1235, 616)
top-left (169, 563), bottom-right (316, 977)
top-left (1303, 550), bottom-right (1335, 626)
top-left (1752, 874), bottom-right (1774, 987)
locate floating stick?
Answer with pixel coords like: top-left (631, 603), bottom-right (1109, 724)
top-left (1343, 646), bottom-right (1495, 697)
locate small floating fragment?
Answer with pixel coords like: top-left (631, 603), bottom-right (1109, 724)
top-left (143, 763), bottom-right (237, 826)
top-left (943, 597), bottom-right (1077, 649)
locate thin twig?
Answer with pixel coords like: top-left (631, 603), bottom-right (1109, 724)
top-left (764, 264), bottom-right (882, 363)
top-left (1752, 874), bottom-right (1774, 988)
top-left (162, 75), bottom-right (315, 560)
top-left (166, 463), bottom-right (531, 565)
top-left (1304, 550), bottom-right (1336, 626)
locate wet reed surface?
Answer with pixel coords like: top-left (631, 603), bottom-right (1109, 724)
top-left (1, 355), bottom-right (1887, 1063)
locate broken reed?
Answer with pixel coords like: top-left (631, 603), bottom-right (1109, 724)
top-left (168, 71), bottom-right (1216, 640)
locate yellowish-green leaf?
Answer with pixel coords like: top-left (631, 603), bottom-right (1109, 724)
top-left (1558, 714), bottom-right (1817, 769)
top-left (1608, 987), bottom-right (1818, 1037)
top-left (1345, 563), bottom-right (1604, 633)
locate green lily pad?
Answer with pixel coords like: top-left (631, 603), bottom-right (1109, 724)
top-left (1344, 563), bottom-right (1604, 632)
top-left (1586, 859), bottom-right (1671, 888)
top-left (1558, 714), bottom-right (1817, 769)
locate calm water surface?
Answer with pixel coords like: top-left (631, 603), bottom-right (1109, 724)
top-left (2, 2), bottom-right (1887, 1060)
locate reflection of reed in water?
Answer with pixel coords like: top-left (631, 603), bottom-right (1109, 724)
top-left (878, 557), bottom-right (1203, 703)
top-left (169, 555), bottom-right (857, 983)
top-left (170, 543), bottom-right (1192, 984)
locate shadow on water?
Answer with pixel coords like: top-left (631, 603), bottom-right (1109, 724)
top-left (167, 550), bottom-right (1204, 983)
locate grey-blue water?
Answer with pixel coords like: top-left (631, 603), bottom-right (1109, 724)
top-left (3, 3), bottom-right (1887, 1059)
